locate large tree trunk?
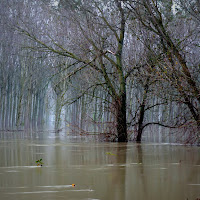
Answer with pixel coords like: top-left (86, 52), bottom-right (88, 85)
top-left (116, 93), bottom-right (127, 142)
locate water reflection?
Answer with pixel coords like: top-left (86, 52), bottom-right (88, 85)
top-left (0, 131), bottom-right (200, 200)
top-left (107, 144), bottom-right (127, 200)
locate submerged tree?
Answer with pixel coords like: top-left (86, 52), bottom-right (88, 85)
top-left (2, 0), bottom-right (199, 144)
top-left (18, 0), bottom-right (134, 141)
top-left (126, 0), bottom-right (200, 142)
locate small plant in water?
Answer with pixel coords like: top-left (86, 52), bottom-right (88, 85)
top-left (106, 152), bottom-right (116, 156)
top-left (36, 158), bottom-right (43, 166)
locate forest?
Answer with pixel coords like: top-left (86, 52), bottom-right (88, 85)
top-left (0, 0), bottom-right (200, 144)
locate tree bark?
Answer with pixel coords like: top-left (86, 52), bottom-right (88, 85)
top-left (116, 93), bottom-right (127, 142)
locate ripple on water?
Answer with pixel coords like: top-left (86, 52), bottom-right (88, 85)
top-left (37, 185), bottom-right (72, 188)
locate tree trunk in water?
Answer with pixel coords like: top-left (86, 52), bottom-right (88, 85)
top-left (197, 120), bottom-right (200, 145)
top-left (16, 93), bottom-right (22, 129)
top-left (25, 89), bottom-right (32, 130)
top-left (116, 94), bottom-right (127, 142)
top-left (55, 93), bottom-right (63, 130)
top-left (136, 104), bottom-right (145, 143)
top-left (136, 77), bottom-right (150, 142)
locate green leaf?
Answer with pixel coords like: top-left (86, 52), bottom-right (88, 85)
top-left (106, 152), bottom-right (116, 156)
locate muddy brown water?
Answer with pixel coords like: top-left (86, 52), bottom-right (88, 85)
top-left (0, 131), bottom-right (200, 200)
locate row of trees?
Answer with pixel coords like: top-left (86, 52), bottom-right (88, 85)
top-left (1, 0), bottom-right (200, 143)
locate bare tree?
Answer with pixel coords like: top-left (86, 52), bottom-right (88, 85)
top-left (17, 0), bottom-right (133, 141)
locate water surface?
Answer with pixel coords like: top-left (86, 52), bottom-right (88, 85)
top-left (0, 131), bottom-right (200, 200)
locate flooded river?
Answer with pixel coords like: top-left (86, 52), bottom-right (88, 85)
top-left (0, 131), bottom-right (200, 200)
